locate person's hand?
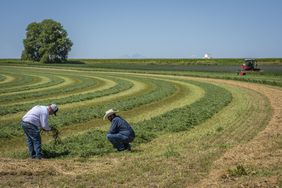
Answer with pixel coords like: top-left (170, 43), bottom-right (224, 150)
top-left (43, 128), bottom-right (52, 133)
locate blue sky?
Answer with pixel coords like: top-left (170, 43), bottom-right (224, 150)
top-left (0, 0), bottom-right (281, 58)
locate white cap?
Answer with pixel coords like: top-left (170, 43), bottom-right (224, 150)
top-left (50, 104), bottom-right (58, 116)
top-left (103, 109), bottom-right (118, 120)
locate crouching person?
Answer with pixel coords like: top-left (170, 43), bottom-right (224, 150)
top-left (104, 109), bottom-right (135, 151)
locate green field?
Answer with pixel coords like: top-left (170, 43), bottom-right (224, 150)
top-left (2, 58), bottom-right (282, 65)
top-left (0, 61), bottom-right (281, 187)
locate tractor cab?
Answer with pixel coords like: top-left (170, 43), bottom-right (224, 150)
top-left (241, 59), bottom-right (260, 71)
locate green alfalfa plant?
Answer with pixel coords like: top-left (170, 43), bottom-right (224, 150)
top-left (162, 144), bottom-right (180, 158)
top-left (50, 125), bottom-right (62, 145)
top-left (41, 125), bottom-right (62, 145)
top-left (227, 164), bottom-right (249, 177)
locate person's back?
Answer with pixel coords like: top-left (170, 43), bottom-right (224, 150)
top-left (110, 116), bottom-right (135, 139)
top-left (22, 105), bottom-right (49, 130)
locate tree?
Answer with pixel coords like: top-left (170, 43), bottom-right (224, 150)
top-left (21, 19), bottom-right (73, 63)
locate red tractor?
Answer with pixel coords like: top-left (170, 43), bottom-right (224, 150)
top-left (239, 59), bottom-right (261, 75)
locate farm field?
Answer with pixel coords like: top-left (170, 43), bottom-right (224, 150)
top-left (0, 62), bottom-right (281, 187)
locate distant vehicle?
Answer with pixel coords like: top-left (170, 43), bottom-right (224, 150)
top-left (238, 58), bottom-right (262, 75)
top-left (241, 59), bottom-right (260, 71)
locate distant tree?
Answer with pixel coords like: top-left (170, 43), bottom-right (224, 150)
top-left (21, 19), bottom-right (73, 63)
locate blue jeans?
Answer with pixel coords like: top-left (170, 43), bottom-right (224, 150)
top-left (21, 121), bottom-right (42, 159)
top-left (107, 133), bottom-right (133, 151)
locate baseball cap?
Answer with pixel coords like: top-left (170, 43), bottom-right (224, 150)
top-left (50, 104), bottom-right (58, 116)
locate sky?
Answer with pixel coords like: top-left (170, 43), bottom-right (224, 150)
top-left (0, 0), bottom-right (281, 59)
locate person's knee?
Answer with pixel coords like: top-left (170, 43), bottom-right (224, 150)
top-left (128, 136), bottom-right (135, 142)
top-left (107, 134), bottom-right (114, 141)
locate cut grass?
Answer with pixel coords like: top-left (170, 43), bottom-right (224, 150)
top-left (0, 75), bottom-right (72, 102)
top-left (1, 75), bottom-right (110, 107)
top-left (15, 80), bottom-right (232, 158)
top-left (0, 73), bottom-right (52, 94)
top-left (0, 75), bottom-right (177, 145)
top-left (62, 81), bottom-right (270, 187)
top-left (0, 69), bottom-right (64, 94)
top-left (0, 63), bottom-right (279, 187)
top-left (0, 74), bottom-right (202, 155)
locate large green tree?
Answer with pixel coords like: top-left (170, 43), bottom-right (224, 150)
top-left (21, 19), bottom-right (73, 63)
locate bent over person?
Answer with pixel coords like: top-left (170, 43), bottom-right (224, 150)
top-left (21, 104), bottom-right (58, 159)
top-left (104, 109), bottom-right (135, 151)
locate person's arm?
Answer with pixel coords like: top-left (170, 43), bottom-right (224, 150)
top-left (40, 113), bottom-right (51, 131)
top-left (108, 119), bottom-right (119, 134)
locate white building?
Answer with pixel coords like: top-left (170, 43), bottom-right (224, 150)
top-left (203, 53), bottom-right (211, 59)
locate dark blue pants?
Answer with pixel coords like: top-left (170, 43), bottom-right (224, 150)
top-left (21, 121), bottom-right (42, 159)
top-left (107, 133), bottom-right (133, 151)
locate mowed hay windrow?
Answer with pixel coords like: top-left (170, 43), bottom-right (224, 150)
top-left (0, 74), bottom-right (15, 84)
top-left (0, 68), bottom-right (180, 153)
top-left (0, 65), bottom-right (281, 187)
top-left (0, 73), bottom-right (133, 120)
top-left (0, 73), bottom-right (67, 97)
top-left (1, 66), bottom-right (207, 154)
top-left (0, 74), bottom-right (51, 94)
top-left (2, 76), bottom-right (115, 106)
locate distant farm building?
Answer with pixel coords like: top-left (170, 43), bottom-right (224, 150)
top-left (203, 53), bottom-right (211, 59)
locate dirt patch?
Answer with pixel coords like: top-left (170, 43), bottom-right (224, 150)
top-left (0, 157), bottom-right (117, 187)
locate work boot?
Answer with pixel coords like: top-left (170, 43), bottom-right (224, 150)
top-left (117, 147), bottom-right (126, 152)
top-left (124, 143), bottom-right (131, 151)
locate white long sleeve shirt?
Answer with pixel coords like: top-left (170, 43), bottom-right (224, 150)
top-left (22, 105), bottom-right (51, 131)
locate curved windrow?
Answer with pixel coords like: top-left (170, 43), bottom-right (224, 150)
top-left (0, 75), bottom-right (114, 114)
top-left (0, 66), bottom-right (234, 159)
top-left (0, 73), bottom-right (41, 90)
top-left (120, 79), bottom-right (272, 187)
top-left (0, 73), bottom-right (54, 94)
top-left (0, 74), bottom-right (6, 82)
top-left (0, 74), bottom-right (135, 120)
top-left (0, 75), bottom-right (76, 102)
top-left (39, 79), bottom-right (232, 158)
top-left (0, 74), bottom-right (176, 139)
top-left (0, 64), bottom-right (276, 188)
